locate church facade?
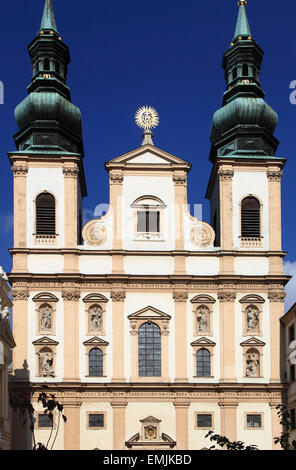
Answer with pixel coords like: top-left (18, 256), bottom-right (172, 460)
top-left (9, 1), bottom-right (289, 450)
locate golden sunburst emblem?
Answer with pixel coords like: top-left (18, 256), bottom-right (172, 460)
top-left (135, 106), bottom-right (159, 130)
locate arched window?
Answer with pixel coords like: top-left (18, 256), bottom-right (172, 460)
top-left (89, 348), bottom-right (103, 377)
top-left (196, 348), bottom-right (211, 377)
top-left (241, 197), bottom-right (260, 237)
top-left (138, 322), bottom-right (161, 377)
top-left (242, 64), bottom-right (249, 76)
top-left (36, 193), bottom-right (56, 235)
top-left (232, 67), bottom-right (237, 80)
top-left (43, 58), bottom-right (50, 71)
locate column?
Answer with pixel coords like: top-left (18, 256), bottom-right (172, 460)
top-left (62, 289), bottom-right (80, 382)
top-left (173, 291), bottom-right (188, 382)
top-left (219, 401), bottom-right (238, 442)
top-left (11, 288), bottom-right (29, 380)
top-left (268, 290), bottom-right (286, 383)
top-left (63, 400), bottom-right (82, 450)
top-left (111, 290), bottom-right (126, 382)
top-left (111, 400), bottom-right (127, 450)
top-left (173, 172), bottom-right (187, 274)
top-left (269, 402), bottom-right (283, 450)
top-left (267, 169), bottom-right (284, 275)
top-left (174, 401), bottom-right (189, 450)
top-left (218, 167), bottom-right (234, 274)
top-left (110, 172), bottom-right (124, 274)
top-left (63, 165), bottom-right (78, 249)
top-left (218, 290), bottom-right (236, 383)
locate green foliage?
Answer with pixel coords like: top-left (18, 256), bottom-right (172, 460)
top-left (9, 390), bottom-right (66, 450)
top-left (205, 431), bottom-right (258, 451)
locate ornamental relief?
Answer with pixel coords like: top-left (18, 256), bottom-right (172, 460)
top-left (82, 220), bottom-right (107, 246)
top-left (11, 289), bottom-right (29, 301)
top-left (190, 223), bottom-right (215, 248)
top-left (62, 289), bottom-right (81, 301)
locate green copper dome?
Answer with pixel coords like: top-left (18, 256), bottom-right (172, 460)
top-left (210, 97), bottom-right (278, 143)
top-left (15, 92), bottom-right (82, 135)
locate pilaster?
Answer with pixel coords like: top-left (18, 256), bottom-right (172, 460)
top-left (111, 290), bottom-right (126, 382)
top-left (62, 289), bottom-right (80, 382)
top-left (218, 289), bottom-right (237, 382)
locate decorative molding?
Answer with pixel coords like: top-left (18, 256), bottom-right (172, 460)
top-left (267, 170), bottom-right (283, 182)
top-left (128, 306), bottom-right (171, 321)
top-left (32, 293), bottom-right (59, 303)
top-left (218, 169), bottom-right (234, 181)
top-left (32, 336), bottom-right (59, 346)
top-left (191, 337), bottom-right (216, 347)
top-left (12, 164), bottom-right (28, 176)
top-left (191, 294), bottom-right (216, 304)
top-left (240, 337), bottom-right (266, 347)
top-left (172, 291), bottom-right (188, 302)
top-left (62, 289), bottom-right (80, 301)
top-left (110, 290), bottom-right (126, 302)
top-left (82, 220), bottom-right (107, 246)
top-left (11, 289), bottom-right (29, 301)
top-left (82, 293), bottom-right (109, 303)
top-left (268, 290), bottom-right (286, 303)
top-left (217, 290), bottom-right (236, 302)
top-left (110, 171), bottom-right (124, 185)
top-left (173, 173), bottom-right (187, 186)
top-left (63, 166), bottom-right (79, 178)
top-left (190, 223), bottom-right (215, 248)
top-left (239, 294), bottom-right (265, 304)
top-left (83, 336), bottom-right (109, 347)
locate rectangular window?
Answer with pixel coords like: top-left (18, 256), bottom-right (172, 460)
top-left (137, 211), bottom-right (160, 233)
top-left (291, 409), bottom-right (296, 430)
top-left (289, 325), bottom-right (295, 344)
top-left (246, 414), bottom-right (262, 428)
top-left (38, 413), bottom-right (53, 428)
top-left (89, 413), bottom-right (104, 429)
top-left (196, 414), bottom-right (212, 428)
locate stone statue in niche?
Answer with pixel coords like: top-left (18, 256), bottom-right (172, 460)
top-left (246, 306), bottom-right (259, 332)
top-left (197, 306), bottom-right (209, 333)
top-left (246, 351), bottom-right (260, 377)
top-left (40, 305), bottom-right (52, 331)
top-left (37, 350), bottom-right (54, 377)
top-left (90, 305), bottom-right (103, 332)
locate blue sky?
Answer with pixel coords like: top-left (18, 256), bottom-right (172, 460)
top-left (0, 0), bottom-right (296, 307)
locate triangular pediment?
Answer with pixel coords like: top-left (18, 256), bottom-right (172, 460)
top-left (191, 337), bottom-right (216, 347)
top-left (32, 336), bottom-right (59, 346)
top-left (240, 337), bottom-right (266, 347)
top-left (140, 416), bottom-right (162, 424)
top-left (106, 145), bottom-right (191, 169)
top-left (128, 306), bottom-right (171, 321)
top-left (83, 337), bottom-right (109, 347)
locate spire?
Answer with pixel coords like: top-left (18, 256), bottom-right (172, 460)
top-left (234, 0), bottom-right (251, 40)
top-left (142, 129), bottom-right (154, 146)
top-left (40, 0), bottom-right (58, 33)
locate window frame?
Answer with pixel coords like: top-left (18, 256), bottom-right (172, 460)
top-left (138, 322), bottom-right (162, 377)
top-left (86, 412), bottom-right (106, 430)
top-left (195, 412), bottom-right (214, 430)
top-left (88, 347), bottom-right (104, 377)
top-left (245, 413), bottom-right (264, 430)
top-left (239, 195), bottom-right (263, 248)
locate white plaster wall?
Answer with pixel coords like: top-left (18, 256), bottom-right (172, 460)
top-left (80, 402), bottom-right (113, 450)
top-left (234, 257), bottom-right (269, 275)
top-left (232, 171), bottom-right (269, 250)
top-left (28, 292), bottom-right (64, 383)
top-left (188, 402), bottom-right (221, 450)
top-left (33, 401), bottom-right (65, 450)
top-left (79, 293), bottom-right (112, 383)
top-left (79, 256), bottom-right (112, 275)
top-left (124, 256), bottom-right (174, 275)
top-left (27, 168), bottom-right (65, 248)
top-left (235, 294), bottom-right (270, 383)
top-left (127, 152), bottom-right (169, 164)
top-left (187, 294), bottom-right (220, 383)
top-left (28, 255), bottom-right (64, 274)
top-left (123, 292), bottom-right (175, 382)
top-left (186, 257), bottom-right (219, 276)
top-left (122, 175), bottom-right (175, 251)
top-left (236, 402), bottom-right (273, 450)
top-left (125, 402), bottom-right (176, 443)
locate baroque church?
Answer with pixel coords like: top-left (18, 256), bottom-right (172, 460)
top-left (9, 0), bottom-right (289, 450)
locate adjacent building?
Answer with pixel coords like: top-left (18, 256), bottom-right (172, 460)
top-left (8, 0), bottom-right (289, 450)
top-left (0, 267), bottom-right (15, 450)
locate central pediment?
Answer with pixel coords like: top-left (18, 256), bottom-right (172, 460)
top-left (105, 144), bottom-right (191, 171)
top-left (128, 306), bottom-right (171, 321)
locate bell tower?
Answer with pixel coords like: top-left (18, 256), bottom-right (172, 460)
top-left (206, 0), bottom-right (285, 275)
top-left (9, 0), bottom-right (87, 275)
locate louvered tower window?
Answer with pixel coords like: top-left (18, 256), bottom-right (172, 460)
top-left (241, 197), bottom-right (260, 237)
top-left (36, 193), bottom-right (56, 235)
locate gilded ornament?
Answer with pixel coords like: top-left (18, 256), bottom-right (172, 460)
top-left (135, 106), bottom-right (159, 130)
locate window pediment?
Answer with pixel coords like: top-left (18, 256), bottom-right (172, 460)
top-left (83, 337), bottom-right (109, 347)
top-left (239, 294), bottom-right (265, 304)
top-left (128, 306), bottom-right (171, 321)
top-left (83, 293), bottom-right (109, 303)
top-left (32, 336), bottom-right (59, 346)
top-left (240, 337), bottom-right (265, 347)
top-left (191, 337), bottom-right (216, 347)
top-left (191, 295), bottom-right (216, 304)
top-left (32, 293), bottom-right (59, 303)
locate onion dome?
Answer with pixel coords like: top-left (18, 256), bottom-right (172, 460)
top-left (209, 1), bottom-right (279, 160)
top-left (13, 0), bottom-right (83, 154)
